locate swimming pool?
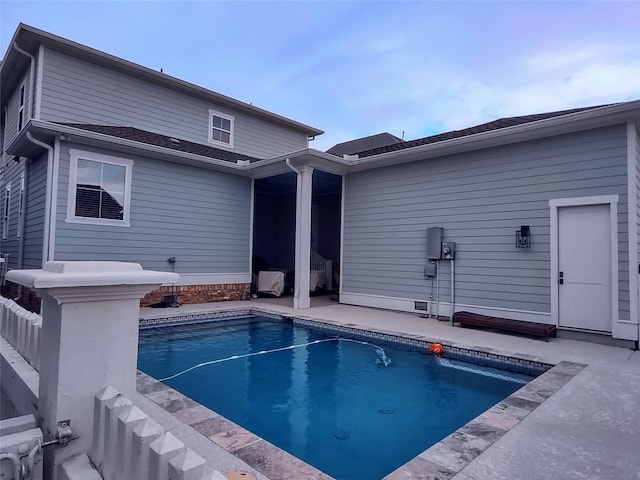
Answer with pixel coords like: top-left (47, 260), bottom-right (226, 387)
top-left (138, 314), bottom-right (540, 479)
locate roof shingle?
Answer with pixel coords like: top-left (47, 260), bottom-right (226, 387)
top-left (59, 124), bottom-right (261, 163)
top-left (327, 132), bottom-right (403, 156)
top-left (355, 105), bottom-right (613, 158)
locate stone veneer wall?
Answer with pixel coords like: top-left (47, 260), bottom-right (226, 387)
top-left (140, 283), bottom-right (251, 306)
top-left (1, 281), bottom-right (252, 311)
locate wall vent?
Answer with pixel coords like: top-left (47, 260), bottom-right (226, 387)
top-left (414, 301), bottom-right (428, 311)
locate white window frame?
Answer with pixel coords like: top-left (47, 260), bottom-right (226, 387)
top-left (17, 174), bottom-right (24, 238)
top-left (18, 82), bottom-right (26, 132)
top-left (66, 149), bottom-right (133, 227)
top-left (208, 109), bottom-right (234, 148)
top-left (3, 183), bottom-right (11, 240)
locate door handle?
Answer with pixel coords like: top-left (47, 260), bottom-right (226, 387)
top-left (559, 271), bottom-right (564, 285)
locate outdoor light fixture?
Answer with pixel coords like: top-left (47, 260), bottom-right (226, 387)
top-left (516, 225), bottom-right (530, 248)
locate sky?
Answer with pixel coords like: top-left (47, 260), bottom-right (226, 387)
top-left (1, 1), bottom-right (639, 151)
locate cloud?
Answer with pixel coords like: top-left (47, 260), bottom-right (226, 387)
top-left (308, 37), bottom-right (640, 150)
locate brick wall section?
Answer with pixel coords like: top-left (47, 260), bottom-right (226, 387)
top-left (140, 283), bottom-right (251, 307)
top-left (1, 281), bottom-right (250, 310)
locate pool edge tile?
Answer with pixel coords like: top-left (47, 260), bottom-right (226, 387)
top-left (137, 309), bottom-right (584, 480)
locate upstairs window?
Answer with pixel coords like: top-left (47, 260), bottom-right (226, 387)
top-left (208, 109), bottom-right (234, 147)
top-left (67, 150), bottom-right (133, 226)
top-left (18, 83), bottom-right (26, 132)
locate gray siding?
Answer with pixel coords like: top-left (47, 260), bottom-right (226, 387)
top-left (23, 152), bottom-right (47, 268)
top-left (343, 125), bottom-right (629, 317)
top-left (3, 70), bottom-right (31, 147)
top-left (53, 142), bottom-right (251, 273)
top-left (0, 159), bottom-right (25, 269)
top-left (40, 48), bottom-right (308, 159)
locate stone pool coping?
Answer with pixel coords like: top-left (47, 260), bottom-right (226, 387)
top-left (137, 309), bottom-right (586, 480)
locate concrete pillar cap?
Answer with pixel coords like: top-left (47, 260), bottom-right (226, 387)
top-left (6, 261), bottom-right (179, 289)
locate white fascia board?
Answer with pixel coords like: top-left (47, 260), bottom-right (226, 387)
top-left (247, 148), bottom-right (349, 178)
top-left (11, 120), bottom-right (249, 174)
top-left (347, 101), bottom-right (640, 172)
top-left (12, 123), bottom-right (344, 178)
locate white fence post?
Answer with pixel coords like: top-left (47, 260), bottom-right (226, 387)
top-left (102, 394), bottom-right (133, 480)
top-left (0, 296), bottom-right (43, 371)
top-left (149, 432), bottom-right (185, 480)
top-left (131, 417), bottom-right (164, 480)
top-left (169, 448), bottom-right (206, 480)
top-left (5, 261), bottom-right (179, 479)
top-left (91, 385), bottom-right (119, 471)
top-left (115, 404), bottom-right (148, 479)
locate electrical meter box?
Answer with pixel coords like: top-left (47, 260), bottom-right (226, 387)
top-left (424, 261), bottom-right (437, 278)
top-left (441, 242), bottom-right (456, 260)
top-left (426, 227), bottom-right (443, 259)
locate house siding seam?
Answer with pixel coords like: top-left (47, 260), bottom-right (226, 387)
top-left (39, 48), bottom-right (308, 159)
top-left (342, 125), bottom-right (629, 318)
top-left (53, 142), bottom-right (252, 273)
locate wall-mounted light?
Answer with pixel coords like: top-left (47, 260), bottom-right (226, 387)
top-left (516, 225), bottom-right (530, 248)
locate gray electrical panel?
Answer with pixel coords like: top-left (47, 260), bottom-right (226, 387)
top-left (441, 242), bottom-right (456, 260)
top-left (424, 261), bottom-right (437, 278)
top-left (426, 227), bottom-right (443, 259)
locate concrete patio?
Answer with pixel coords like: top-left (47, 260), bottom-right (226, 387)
top-left (140, 298), bottom-right (640, 480)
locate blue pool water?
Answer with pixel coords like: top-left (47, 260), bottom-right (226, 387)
top-left (138, 316), bottom-right (532, 480)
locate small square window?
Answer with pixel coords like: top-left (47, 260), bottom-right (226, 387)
top-left (67, 150), bottom-right (133, 226)
top-left (208, 109), bottom-right (234, 147)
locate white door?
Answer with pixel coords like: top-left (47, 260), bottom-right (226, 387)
top-left (558, 204), bottom-right (612, 331)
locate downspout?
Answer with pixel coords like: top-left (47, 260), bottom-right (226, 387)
top-left (16, 160), bottom-right (30, 270)
top-left (13, 43), bottom-right (35, 120)
top-left (286, 158), bottom-right (302, 301)
top-left (26, 133), bottom-right (54, 266)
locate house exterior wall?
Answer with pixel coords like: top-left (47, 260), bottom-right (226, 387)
top-left (3, 69), bottom-right (31, 148)
top-left (342, 125), bottom-right (630, 322)
top-left (39, 48), bottom-right (308, 159)
top-left (53, 142), bottom-right (252, 275)
top-left (23, 152), bottom-right (47, 269)
top-left (1, 157), bottom-right (25, 269)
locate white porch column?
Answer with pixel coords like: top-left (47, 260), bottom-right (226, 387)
top-left (293, 166), bottom-right (313, 309)
top-left (6, 261), bottom-right (178, 479)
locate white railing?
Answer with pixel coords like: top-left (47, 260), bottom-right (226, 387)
top-left (0, 297), bottom-right (41, 372)
top-left (92, 386), bottom-right (226, 480)
top-left (310, 250), bottom-right (332, 291)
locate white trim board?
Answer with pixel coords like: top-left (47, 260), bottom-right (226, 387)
top-left (339, 175), bottom-right (345, 296)
top-left (249, 178), bottom-right (255, 274)
top-left (339, 292), bottom-right (552, 324)
top-left (626, 123), bottom-right (639, 335)
top-left (34, 45), bottom-right (44, 120)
